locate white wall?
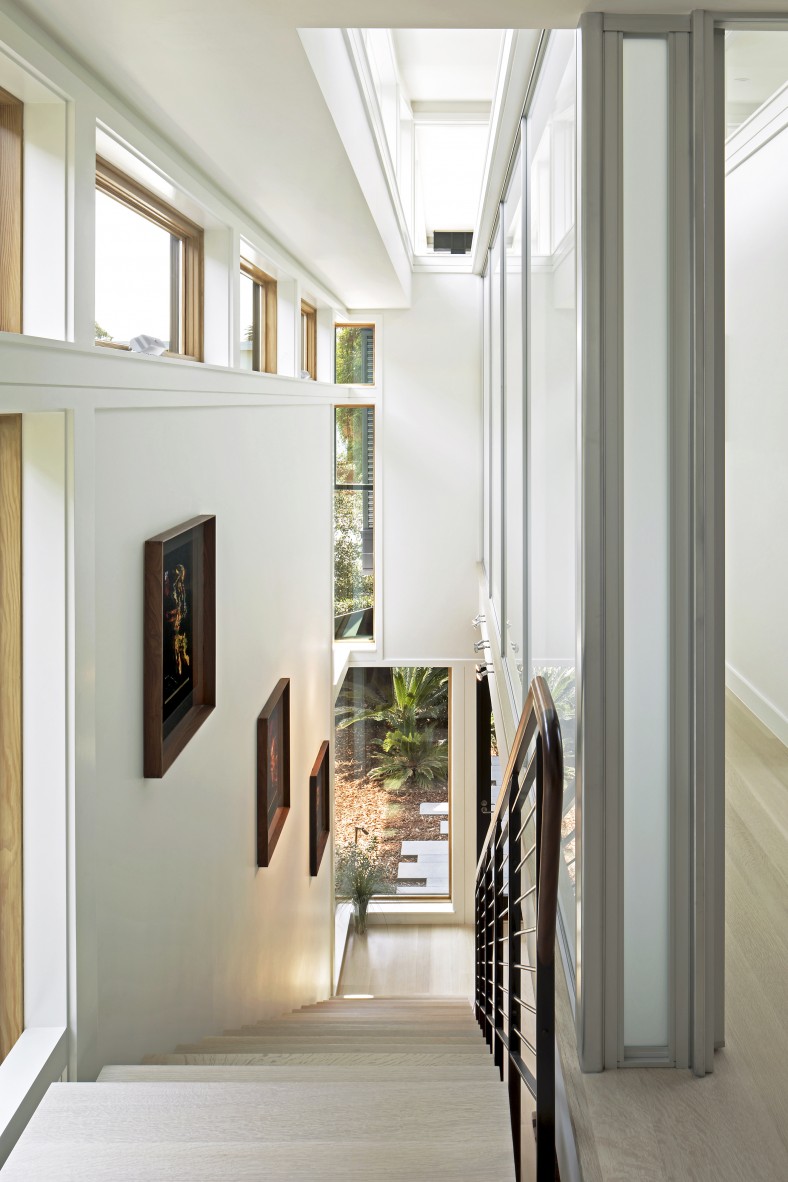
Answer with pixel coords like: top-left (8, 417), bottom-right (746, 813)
top-left (726, 109), bottom-right (788, 745)
top-left (91, 403), bottom-right (333, 1069)
top-left (381, 272), bottom-right (482, 662)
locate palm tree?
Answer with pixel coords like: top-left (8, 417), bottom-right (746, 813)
top-left (336, 666), bottom-right (448, 733)
top-left (368, 727), bottom-right (449, 794)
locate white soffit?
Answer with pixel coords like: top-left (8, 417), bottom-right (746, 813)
top-left (391, 29), bottom-right (503, 103)
top-left (726, 30), bottom-right (788, 136)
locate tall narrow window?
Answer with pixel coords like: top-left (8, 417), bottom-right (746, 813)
top-left (335, 323), bottom-right (375, 385)
top-left (95, 158), bottom-right (203, 359)
top-left (334, 406), bottom-right (374, 640)
top-left (0, 87), bottom-right (23, 334)
top-left (240, 258), bottom-right (277, 373)
top-left (301, 300), bottom-right (317, 380)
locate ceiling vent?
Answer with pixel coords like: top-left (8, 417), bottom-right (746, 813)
top-left (432, 231), bottom-right (473, 255)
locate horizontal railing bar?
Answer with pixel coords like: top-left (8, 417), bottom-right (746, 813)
top-left (510, 750), bottom-right (537, 812)
top-left (514, 799), bottom-right (537, 843)
top-left (512, 995), bottom-right (536, 1014)
top-left (514, 884), bottom-right (536, 905)
top-left (514, 842), bottom-right (537, 875)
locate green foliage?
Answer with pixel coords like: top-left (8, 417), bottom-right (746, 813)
top-left (335, 838), bottom-right (393, 905)
top-left (336, 666), bottom-right (449, 732)
top-left (334, 489), bottom-right (373, 617)
top-left (335, 325), bottom-right (372, 384)
top-left (94, 321), bottom-right (113, 341)
top-left (368, 726), bottom-right (449, 794)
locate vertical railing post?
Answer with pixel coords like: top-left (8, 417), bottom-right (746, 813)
top-left (492, 815), bottom-right (503, 1074)
top-left (508, 775), bottom-right (522, 1181)
top-left (535, 736), bottom-right (555, 1182)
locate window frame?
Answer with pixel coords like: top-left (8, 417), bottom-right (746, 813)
top-left (240, 257), bottom-right (277, 373)
top-left (0, 415), bottom-right (23, 1062)
top-left (301, 299), bottom-right (317, 380)
top-left (95, 156), bottom-right (204, 360)
top-left (334, 322), bottom-right (376, 386)
top-left (0, 86), bottom-right (23, 335)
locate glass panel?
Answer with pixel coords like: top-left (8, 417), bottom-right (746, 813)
top-left (527, 30), bottom-right (578, 965)
top-left (622, 36), bottom-right (669, 1048)
top-left (335, 325), bottom-right (375, 384)
top-left (490, 226), bottom-right (503, 636)
top-left (95, 189), bottom-right (173, 347)
top-left (483, 265), bottom-right (491, 583)
top-left (334, 666), bottom-right (450, 899)
top-left (334, 406), bottom-right (374, 641)
top-left (504, 146), bottom-right (525, 709)
top-left (239, 270), bottom-right (254, 371)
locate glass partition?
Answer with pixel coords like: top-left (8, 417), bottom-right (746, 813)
top-left (490, 224), bottom-right (503, 635)
top-left (527, 30), bottom-right (578, 962)
top-left (504, 145), bottom-right (525, 709)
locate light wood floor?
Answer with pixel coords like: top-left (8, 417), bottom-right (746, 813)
top-left (558, 690), bottom-right (788, 1181)
top-left (337, 924), bottom-right (475, 999)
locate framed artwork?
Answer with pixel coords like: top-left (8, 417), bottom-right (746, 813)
top-left (144, 515), bottom-right (216, 778)
top-left (309, 740), bottom-right (330, 876)
top-left (257, 678), bottom-right (291, 867)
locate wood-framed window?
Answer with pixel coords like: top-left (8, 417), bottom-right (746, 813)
top-left (0, 415), bottom-right (23, 1062)
top-left (240, 258), bottom-right (277, 373)
top-left (95, 156), bottom-right (204, 360)
top-left (0, 87), bottom-right (23, 334)
top-left (301, 300), bottom-right (317, 380)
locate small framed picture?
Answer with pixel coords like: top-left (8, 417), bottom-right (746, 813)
top-left (257, 678), bottom-right (291, 867)
top-left (309, 740), bottom-right (330, 876)
top-left (143, 515), bottom-right (216, 778)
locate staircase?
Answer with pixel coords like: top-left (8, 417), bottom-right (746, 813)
top-left (1, 996), bottom-right (516, 1180)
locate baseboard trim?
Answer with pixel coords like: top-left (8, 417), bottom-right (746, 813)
top-left (725, 664), bottom-right (788, 749)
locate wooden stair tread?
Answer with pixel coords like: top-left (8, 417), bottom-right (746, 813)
top-left (142, 1051), bottom-right (497, 1066)
top-left (175, 1039), bottom-right (488, 1054)
top-left (99, 1063), bottom-right (499, 1082)
top-left (1, 1140), bottom-right (515, 1180)
top-left (3, 1080), bottom-right (513, 1143)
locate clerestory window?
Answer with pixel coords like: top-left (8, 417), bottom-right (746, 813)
top-left (95, 157), bottom-right (204, 359)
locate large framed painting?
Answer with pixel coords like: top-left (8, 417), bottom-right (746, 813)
top-left (257, 678), bottom-right (291, 867)
top-left (143, 515), bottom-right (216, 778)
top-left (309, 740), bottom-right (330, 877)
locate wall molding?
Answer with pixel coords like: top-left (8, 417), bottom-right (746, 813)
top-left (725, 663), bottom-right (788, 749)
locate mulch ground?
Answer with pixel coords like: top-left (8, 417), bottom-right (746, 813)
top-left (334, 723), bottom-right (448, 888)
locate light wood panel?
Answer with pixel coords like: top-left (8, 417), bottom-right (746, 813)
top-left (556, 691), bottom-right (788, 1181)
top-left (0, 89), bottom-right (22, 334)
top-left (1, 1081), bottom-right (516, 1181)
top-left (99, 1063), bottom-right (499, 1082)
top-left (337, 924), bottom-right (475, 999)
top-left (0, 415), bottom-right (23, 1063)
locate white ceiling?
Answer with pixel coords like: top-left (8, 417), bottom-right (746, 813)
top-left (12, 1), bottom-right (788, 309)
top-left (726, 31), bottom-right (788, 135)
top-left (391, 30), bottom-right (503, 103)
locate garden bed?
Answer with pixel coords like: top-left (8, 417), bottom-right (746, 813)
top-left (334, 723), bottom-right (448, 889)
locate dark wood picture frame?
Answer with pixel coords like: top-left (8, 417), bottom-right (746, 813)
top-left (257, 678), bottom-right (291, 867)
top-left (143, 514), bottom-right (216, 778)
top-left (309, 740), bottom-right (330, 876)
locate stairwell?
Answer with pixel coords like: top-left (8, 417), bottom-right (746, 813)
top-left (1, 997), bottom-right (515, 1180)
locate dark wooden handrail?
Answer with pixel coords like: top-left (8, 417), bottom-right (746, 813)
top-left (475, 674), bottom-right (564, 1182)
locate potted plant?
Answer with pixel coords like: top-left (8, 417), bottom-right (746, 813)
top-left (335, 838), bottom-right (393, 934)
